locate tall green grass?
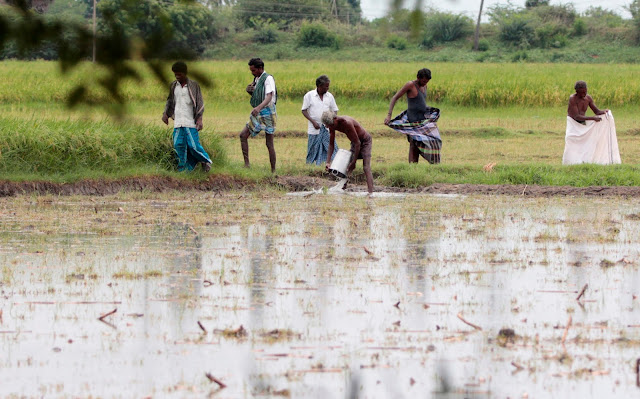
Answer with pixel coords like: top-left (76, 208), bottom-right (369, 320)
top-left (378, 163), bottom-right (640, 188)
top-left (1, 60), bottom-right (639, 107)
top-left (0, 118), bottom-right (227, 178)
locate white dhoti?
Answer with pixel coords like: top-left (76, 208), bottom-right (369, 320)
top-left (562, 111), bottom-right (621, 165)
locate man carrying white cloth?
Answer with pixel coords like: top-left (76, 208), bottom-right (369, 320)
top-left (563, 80), bottom-right (620, 165)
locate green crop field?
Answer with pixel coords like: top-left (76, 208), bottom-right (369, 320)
top-left (1, 60), bottom-right (639, 187)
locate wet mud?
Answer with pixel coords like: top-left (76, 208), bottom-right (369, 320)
top-left (1, 175), bottom-right (639, 197)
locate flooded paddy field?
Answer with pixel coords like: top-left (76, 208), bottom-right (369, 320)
top-left (1, 192), bottom-right (640, 398)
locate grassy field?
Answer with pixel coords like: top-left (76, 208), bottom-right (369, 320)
top-left (1, 60), bottom-right (638, 187)
top-left (3, 60), bottom-right (640, 107)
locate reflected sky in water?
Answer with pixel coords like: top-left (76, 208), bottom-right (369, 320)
top-left (1, 193), bottom-right (639, 398)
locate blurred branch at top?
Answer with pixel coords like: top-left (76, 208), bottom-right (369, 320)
top-left (0, 0), bottom-right (216, 116)
top-left (389, 0), bottom-right (424, 40)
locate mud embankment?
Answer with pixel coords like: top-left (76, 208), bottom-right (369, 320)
top-left (1, 175), bottom-right (640, 197)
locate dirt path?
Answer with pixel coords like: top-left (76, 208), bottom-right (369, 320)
top-left (1, 175), bottom-right (639, 197)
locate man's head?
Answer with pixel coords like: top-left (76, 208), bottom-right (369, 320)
top-left (574, 80), bottom-right (587, 98)
top-left (417, 68), bottom-right (431, 86)
top-left (321, 110), bottom-right (337, 127)
top-left (172, 61), bottom-right (188, 84)
top-left (316, 75), bottom-right (330, 95)
top-left (248, 58), bottom-right (265, 78)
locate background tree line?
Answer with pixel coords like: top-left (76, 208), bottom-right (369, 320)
top-left (3, 0), bottom-right (640, 63)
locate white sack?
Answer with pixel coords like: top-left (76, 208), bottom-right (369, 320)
top-left (562, 110), bottom-right (621, 165)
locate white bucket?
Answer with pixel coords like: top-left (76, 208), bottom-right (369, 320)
top-left (329, 149), bottom-right (352, 178)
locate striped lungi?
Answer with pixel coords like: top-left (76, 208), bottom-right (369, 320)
top-left (387, 108), bottom-right (442, 164)
top-left (247, 104), bottom-right (277, 137)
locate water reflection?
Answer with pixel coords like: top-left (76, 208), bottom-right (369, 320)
top-left (0, 194), bottom-right (639, 398)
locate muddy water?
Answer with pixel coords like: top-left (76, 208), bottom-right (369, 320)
top-left (1, 193), bottom-right (639, 398)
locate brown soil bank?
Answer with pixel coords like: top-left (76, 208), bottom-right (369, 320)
top-left (1, 175), bottom-right (640, 197)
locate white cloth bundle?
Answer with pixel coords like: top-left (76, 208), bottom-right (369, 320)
top-left (562, 111), bottom-right (621, 165)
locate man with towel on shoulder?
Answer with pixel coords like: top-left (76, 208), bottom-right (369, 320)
top-left (563, 80), bottom-right (620, 165)
top-left (239, 58), bottom-right (277, 173)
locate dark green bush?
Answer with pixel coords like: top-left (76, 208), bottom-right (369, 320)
top-left (297, 22), bottom-right (341, 49)
top-left (477, 38), bottom-right (490, 51)
top-left (386, 34), bottom-right (408, 50)
top-left (425, 12), bottom-right (473, 43)
top-left (572, 18), bottom-right (586, 36)
top-left (250, 17), bottom-right (279, 44)
top-left (499, 14), bottom-right (535, 45)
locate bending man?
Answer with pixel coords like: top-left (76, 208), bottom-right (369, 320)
top-left (322, 110), bottom-right (374, 193)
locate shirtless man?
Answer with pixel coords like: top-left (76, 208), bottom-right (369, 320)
top-left (321, 110), bottom-right (374, 193)
top-left (384, 68), bottom-right (431, 163)
top-left (567, 80), bottom-right (608, 124)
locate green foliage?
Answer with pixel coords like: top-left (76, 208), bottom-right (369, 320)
top-left (572, 18), bottom-right (586, 36)
top-left (532, 4), bottom-right (576, 25)
top-left (630, 0), bottom-right (640, 42)
top-left (235, 0), bottom-right (327, 27)
top-left (425, 12), bottom-right (473, 43)
top-left (0, 8), bottom-right (90, 60)
top-left (297, 22), bottom-right (340, 49)
top-left (249, 17), bottom-right (279, 44)
top-left (386, 34), bottom-right (407, 50)
top-left (98, 0), bottom-right (217, 58)
top-left (499, 14), bottom-right (535, 46)
top-left (525, 0), bottom-right (549, 8)
top-left (511, 50), bottom-right (528, 62)
top-left (0, 117), bottom-right (227, 176)
top-left (47, 0), bottom-right (89, 18)
top-left (476, 39), bottom-right (490, 51)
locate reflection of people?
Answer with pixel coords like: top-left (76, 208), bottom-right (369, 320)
top-left (384, 68), bottom-right (431, 163)
top-left (162, 61), bottom-right (212, 172)
top-left (567, 80), bottom-right (607, 124)
top-left (563, 81), bottom-right (620, 165)
top-left (322, 111), bottom-right (374, 193)
top-left (239, 58), bottom-right (277, 173)
top-left (302, 75), bottom-right (339, 165)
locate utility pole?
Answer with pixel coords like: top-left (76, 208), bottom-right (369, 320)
top-left (473, 0), bottom-right (484, 51)
top-left (330, 0), bottom-right (337, 18)
top-left (92, 0), bottom-right (96, 62)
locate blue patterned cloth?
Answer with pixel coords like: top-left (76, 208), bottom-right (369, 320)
top-left (247, 104), bottom-right (277, 137)
top-left (306, 125), bottom-right (338, 165)
top-left (172, 127), bottom-right (212, 171)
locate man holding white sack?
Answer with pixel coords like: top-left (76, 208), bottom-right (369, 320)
top-left (563, 80), bottom-right (621, 165)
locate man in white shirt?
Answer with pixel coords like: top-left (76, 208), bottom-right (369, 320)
top-left (162, 61), bottom-right (212, 172)
top-left (239, 58), bottom-right (277, 173)
top-left (302, 75), bottom-right (339, 165)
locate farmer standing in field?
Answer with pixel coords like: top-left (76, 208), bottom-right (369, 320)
top-left (239, 58), bottom-right (277, 173)
top-left (321, 110), bottom-right (374, 193)
top-left (563, 80), bottom-right (620, 165)
top-left (301, 74), bottom-right (339, 165)
top-left (161, 61), bottom-right (212, 172)
top-left (384, 68), bottom-right (442, 164)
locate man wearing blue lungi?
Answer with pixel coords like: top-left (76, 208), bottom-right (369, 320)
top-left (162, 61), bottom-right (212, 172)
top-left (239, 58), bottom-right (277, 173)
top-left (302, 75), bottom-right (339, 165)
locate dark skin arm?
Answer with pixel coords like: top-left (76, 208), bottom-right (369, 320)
top-left (251, 92), bottom-right (273, 117)
top-left (384, 81), bottom-right (416, 125)
top-left (302, 109), bottom-right (321, 130)
top-left (568, 94), bottom-right (608, 122)
top-left (326, 118), bottom-right (360, 170)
